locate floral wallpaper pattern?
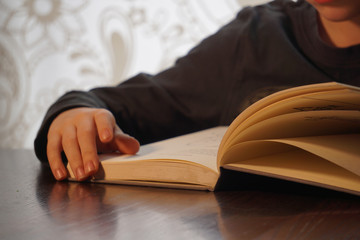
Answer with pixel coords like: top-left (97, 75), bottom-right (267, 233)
top-left (0, 0), bottom-right (266, 149)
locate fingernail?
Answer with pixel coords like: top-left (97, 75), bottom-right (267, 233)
top-left (101, 129), bottom-right (111, 141)
top-left (76, 167), bottom-right (86, 180)
top-left (85, 161), bottom-right (95, 175)
top-left (55, 169), bottom-right (65, 180)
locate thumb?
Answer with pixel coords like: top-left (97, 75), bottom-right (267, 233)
top-left (113, 126), bottom-right (140, 154)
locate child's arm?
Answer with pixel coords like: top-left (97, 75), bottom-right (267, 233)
top-left (46, 107), bottom-right (139, 181)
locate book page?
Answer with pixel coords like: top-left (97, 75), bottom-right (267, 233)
top-left (218, 110), bottom-right (360, 163)
top-left (223, 150), bottom-right (360, 196)
top-left (220, 82), bottom-right (352, 151)
top-left (221, 134), bottom-right (360, 176)
top-left (100, 126), bottom-right (228, 173)
top-left (220, 82), bottom-right (360, 157)
top-left (270, 134), bottom-right (360, 176)
top-left (220, 87), bottom-right (360, 155)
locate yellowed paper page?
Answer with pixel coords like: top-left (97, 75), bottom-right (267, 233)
top-left (223, 109), bottom-right (360, 156)
top-left (220, 82), bottom-right (360, 155)
top-left (67, 127), bottom-right (228, 190)
top-left (223, 149), bottom-right (360, 195)
top-left (270, 134), bottom-right (360, 176)
top-left (101, 126), bottom-right (228, 173)
top-left (226, 89), bottom-right (360, 143)
top-left (218, 110), bottom-right (360, 166)
top-left (221, 82), bottom-right (349, 147)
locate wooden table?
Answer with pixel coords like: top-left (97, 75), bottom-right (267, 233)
top-left (1, 149), bottom-right (360, 240)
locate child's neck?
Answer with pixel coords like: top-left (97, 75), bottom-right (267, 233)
top-left (318, 15), bottom-right (360, 48)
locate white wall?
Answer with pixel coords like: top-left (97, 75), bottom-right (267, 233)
top-left (0, 0), bottom-right (267, 149)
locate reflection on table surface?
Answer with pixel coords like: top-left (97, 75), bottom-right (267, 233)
top-left (1, 149), bottom-right (360, 240)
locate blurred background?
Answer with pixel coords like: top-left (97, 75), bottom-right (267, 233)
top-left (0, 0), bottom-right (267, 149)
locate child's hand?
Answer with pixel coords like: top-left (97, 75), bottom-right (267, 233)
top-left (46, 107), bottom-right (140, 181)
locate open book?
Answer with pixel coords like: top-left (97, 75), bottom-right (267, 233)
top-left (68, 82), bottom-right (360, 195)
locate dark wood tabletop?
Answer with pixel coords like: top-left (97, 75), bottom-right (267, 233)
top-left (1, 149), bottom-right (360, 240)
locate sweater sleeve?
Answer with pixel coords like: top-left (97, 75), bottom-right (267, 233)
top-left (34, 9), bottom-right (251, 162)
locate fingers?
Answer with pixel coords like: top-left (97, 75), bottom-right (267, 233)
top-left (47, 131), bottom-right (67, 181)
top-left (77, 117), bottom-right (99, 176)
top-left (47, 108), bottom-right (99, 181)
top-left (94, 109), bottom-right (115, 143)
top-left (62, 125), bottom-right (87, 181)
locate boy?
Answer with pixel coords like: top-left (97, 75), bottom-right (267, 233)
top-left (35, 0), bottom-right (360, 181)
